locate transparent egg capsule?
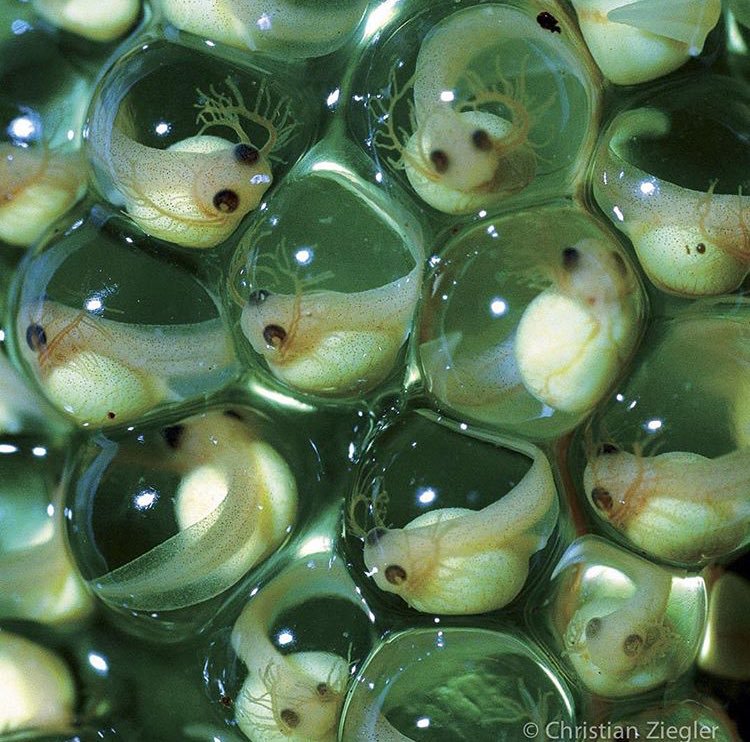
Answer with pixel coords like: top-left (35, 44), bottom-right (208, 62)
top-left (354, 1), bottom-right (601, 216)
top-left (0, 630), bottom-right (77, 736)
top-left (156, 0), bottom-right (369, 60)
top-left (30, 0), bottom-right (141, 42)
top-left (0, 19), bottom-right (90, 248)
top-left (87, 40), bottom-right (314, 249)
top-left (549, 536), bottom-right (706, 698)
top-left (340, 627), bottom-right (575, 741)
top-left (344, 410), bottom-right (560, 616)
top-left (209, 553), bottom-right (376, 742)
top-left (66, 407), bottom-right (301, 638)
top-left (608, 698), bottom-right (740, 742)
top-left (9, 206), bottom-right (240, 428)
top-left (418, 204), bottom-right (645, 439)
top-left (698, 571), bottom-right (750, 682)
top-left (569, 0), bottom-right (721, 86)
top-left (593, 76), bottom-right (750, 296)
top-left (0, 439), bottom-right (93, 625)
top-left (572, 302), bottom-right (750, 566)
top-left (233, 146), bottom-right (424, 400)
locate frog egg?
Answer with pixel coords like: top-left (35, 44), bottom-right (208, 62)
top-left (0, 144), bottom-right (86, 248)
top-left (417, 205), bottom-right (645, 439)
top-left (229, 555), bottom-right (374, 742)
top-left (12, 209), bottom-right (239, 427)
top-left (357, 2), bottom-right (601, 217)
top-left (570, 0), bottom-right (721, 85)
top-left (88, 44), bottom-right (310, 249)
top-left (593, 86), bottom-right (750, 296)
top-left (550, 537), bottom-right (706, 698)
top-left (31, 0), bottom-right (140, 42)
top-left (0, 446), bottom-right (92, 625)
top-left (698, 572), bottom-right (750, 682)
top-left (75, 410), bottom-right (298, 614)
top-left (235, 158), bottom-right (423, 399)
top-left (158, 0), bottom-right (369, 59)
top-left (0, 631), bottom-right (76, 734)
top-left (340, 628), bottom-right (576, 741)
top-left (572, 306), bottom-right (750, 566)
top-left (346, 410), bottom-right (559, 615)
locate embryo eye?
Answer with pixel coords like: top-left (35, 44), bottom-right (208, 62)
top-left (25, 323), bottom-right (47, 352)
top-left (429, 149), bottom-right (450, 173)
top-left (248, 289), bottom-right (270, 305)
top-left (280, 709), bottom-right (300, 729)
top-left (234, 143), bottom-right (260, 164)
top-left (385, 564), bottom-right (407, 585)
top-left (591, 487), bottom-right (613, 512)
top-left (213, 189), bottom-right (240, 213)
top-left (471, 129), bottom-right (492, 151)
top-left (263, 324), bottom-right (287, 348)
top-left (562, 246), bottom-right (580, 270)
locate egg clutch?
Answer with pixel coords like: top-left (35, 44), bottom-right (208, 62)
top-left (0, 1), bottom-right (748, 741)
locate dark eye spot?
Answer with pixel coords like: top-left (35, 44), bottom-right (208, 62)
top-left (623, 633), bottom-right (644, 656)
top-left (25, 323), bottom-right (47, 352)
top-left (696, 242), bottom-right (706, 254)
top-left (280, 709), bottom-right (300, 729)
top-left (107, 411), bottom-right (116, 420)
top-left (219, 694), bottom-right (232, 708)
top-left (316, 682), bottom-right (331, 698)
top-left (234, 143), bottom-right (260, 164)
top-left (591, 487), bottom-right (613, 512)
top-left (597, 443), bottom-right (620, 455)
top-left (471, 129), bottom-right (492, 151)
top-left (162, 424), bottom-right (185, 449)
top-left (385, 564), bottom-right (407, 585)
top-left (430, 149), bottom-right (449, 174)
top-left (213, 189), bottom-right (239, 213)
top-left (562, 247), bottom-right (580, 270)
top-left (586, 617), bottom-right (602, 639)
top-left (248, 289), bottom-right (270, 305)
top-left (263, 324), bottom-right (287, 348)
top-left (366, 527), bottom-right (387, 547)
top-left (536, 11), bottom-right (561, 33)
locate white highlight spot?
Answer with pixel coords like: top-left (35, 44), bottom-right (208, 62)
top-left (418, 488), bottom-right (436, 505)
top-left (277, 630), bottom-right (294, 646)
top-left (646, 419), bottom-right (663, 432)
top-left (85, 296), bottom-right (103, 312)
top-left (294, 247), bottom-right (313, 265)
top-left (326, 88), bottom-right (340, 108)
top-left (416, 718), bottom-right (431, 729)
top-left (257, 13), bottom-right (272, 31)
top-left (32, 446), bottom-right (47, 457)
top-left (613, 206), bottom-right (625, 222)
top-left (639, 181), bottom-right (655, 196)
top-left (88, 652), bottom-right (109, 674)
top-left (134, 487), bottom-right (159, 510)
top-left (490, 298), bottom-right (507, 316)
top-left (8, 116), bottom-right (36, 141)
top-left (155, 121), bottom-right (171, 136)
top-left (0, 444), bottom-right (18, 454)
top-left (440, 90), bottom-right (455, 102)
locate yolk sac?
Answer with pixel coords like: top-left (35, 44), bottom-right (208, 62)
top-left (370, 3), bottom-right (600, 215)
top-left (514, 238), bottom-right (640, 414)
top-left (569, 0), bottom-right (721, 85)
top-left (583, 446), bottom-right (750, 565)
top-left (16, 299), bottom-right (237, 427)
top-left (231, 556), bottom-right (362, 741)
top-left (0, 632), bottom-right (76, 734)
top-left (31, 0), bottom-right (140, 42)
top-left (89, 76), bottom-right (297, 248)
top-left (419, 234), bottom-right (642, 430)
top-left (361, 435), bottom-right (559, 615)
top-left (239, 230), bottom-right (423, 398)
top-left (552, 537), bottom-right (704, 698)
top-left (158, 0), bottom-right (369, 59)
top-left (90, 411), bottom-right (298, 612)
top-left (593, 107), bottom-right (750, 296)
top-left (0, 143), bottom-right (86, 248)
